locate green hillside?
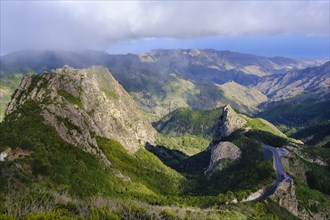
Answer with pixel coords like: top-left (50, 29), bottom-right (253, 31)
top-left (153, 107), bottom-right (222, 155)
top-left (0, 74), bottom-right (23, 121)
top-left (154, 107), bottom-right (222, 138)
top-left (1, 66), bottom-right (329, 219)
top-left (0, 93), bottom-right (297, 220)
top-left (258, 100), bottom-right (330, 148)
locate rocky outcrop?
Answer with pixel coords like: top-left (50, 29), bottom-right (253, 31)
top-left (5, 66), bottom-right (156, 164)
top-left (213, 105), bottom-right (246, 141)
top-left (204, 141), bottom-right (241, 178)
top-left (203, 105), bottom-right (244, 178)
top-left (242, 187), bottom-right (267, 202)
top-left (271, 181), bottom-right (298, 216)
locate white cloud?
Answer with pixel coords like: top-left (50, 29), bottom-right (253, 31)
top-left (1, 1), bottom-right (329, 54)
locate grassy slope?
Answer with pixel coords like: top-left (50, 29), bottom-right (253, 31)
top-left (245, 116), bottom-right (330, 217)
top-left (0, 74), bottom-right (23, 121)
top-left (156, 133), bottom-right (210, 156)
top-left (248, 112), bottom-right (330, 216)
top-left (154, 107), bottom-right (222, 138)
top-left (0, 100), bottom-right (183, 199)
top-left (153, 107), bottom-right (222, 155)
top-left (288, 155), bottom-right (330, 215)
top-left (218, 81), bottom-right (267, 111)
top-left (0, 100), bottom-right (299, 219)
top-left (153, 109), bottom-right (276, 195)
top-left (258, 100), bottom-right (330, 148)
top-left (208, 130), bottom-right (275, 194)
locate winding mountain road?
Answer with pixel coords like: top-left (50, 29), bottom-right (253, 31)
top-left (239, 130), bottom-right (286, 202)
top-left (256, 144), bottom-right (284, 201)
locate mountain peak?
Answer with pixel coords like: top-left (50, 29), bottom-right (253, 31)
top-left (212, 105), bottom-right (247, 142)
top-left (5, 66), bottom-right (156, 162)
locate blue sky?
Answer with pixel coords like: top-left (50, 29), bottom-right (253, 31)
top-left (1, 1), bottom-right (329, 59)
top-left (109, 35), bottom-right (330, 60)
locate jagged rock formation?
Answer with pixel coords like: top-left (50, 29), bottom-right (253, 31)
top-left (203, 105), bottom-right (244, 178)
top-left (204, 141), bottom-right (241, 178)
top-left (271, 181), bottom-right (298, 216)
top-left (213, 105), bottom-right (246, 141)
top-left (5, 66), bottom-right (155, 164)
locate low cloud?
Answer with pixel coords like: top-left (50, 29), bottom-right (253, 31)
top-left (1, 1), bottom-right (329, 54)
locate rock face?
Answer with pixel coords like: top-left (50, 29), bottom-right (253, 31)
top-left (271, 181), bottom-right (298, 216)
top-left (5, 66), bottom-right (156, 164)
top-left (204, 141), bottom-right (241, 178)
top-left (203, 105), bottom-right (245, 178)
top-left (213, 105), bottom-right (247, 141)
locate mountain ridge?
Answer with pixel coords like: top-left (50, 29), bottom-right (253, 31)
top-left (5, 66), bottom-right (156, 156)
top-left (1, 49), bottom-right (327, 119)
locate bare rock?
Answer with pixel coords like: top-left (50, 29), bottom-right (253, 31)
top-left (5, 66), bottom-right (156, 165)
top-left (242, 187), bottom-right (267, 202)
top-left (204, 141), bottom-right (241, 178)
top-left (271, 181), bottom-right (298, 216)
top-left (213, 105), bottom-right (246, 141)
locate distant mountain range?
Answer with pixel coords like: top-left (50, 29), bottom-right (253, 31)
top-left (1, 49), bottom-right (324, 77)
top-left (1, 49), bottom-right (328, 118)
top-left (255, 61), bottom-right (330, 105)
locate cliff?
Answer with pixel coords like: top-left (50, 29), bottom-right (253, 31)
top-left (5, 66), bottom-right (156, 163)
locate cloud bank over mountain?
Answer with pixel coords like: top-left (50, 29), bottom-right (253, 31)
top-left (1, 1), bottom-right (329, 55)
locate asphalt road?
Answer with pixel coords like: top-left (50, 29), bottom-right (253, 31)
top-left (256, 144), bottom-right (284, 201)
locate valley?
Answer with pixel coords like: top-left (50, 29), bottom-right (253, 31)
top-left (0, 50), bottom-right (329, 220)
top-left (1, 1), bottom-right (329, 219)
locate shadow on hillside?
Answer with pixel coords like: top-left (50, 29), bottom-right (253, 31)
top-left (245, 130), bottom-right (288, 148)
top-left (145, 142), bottom-right (211, 175)
top-left (145, 143), bottom-right (189, 168)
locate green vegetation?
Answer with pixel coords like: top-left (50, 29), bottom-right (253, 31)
top-left (0, 99), bottom-right (185, 199)
top-left (302, 145), bottom-right (330, 163)
top-left (306, 166), bottom-right (330, 195)
top-left (293, 120), bottom-right (330, 148)
top-left (56, 115), bottom-right (82, 134)
top-left (244, 117), bottom-right (285, 137)
top-left (153, 107), bottom-right (221, 155)
top-left (296, 155), bottom-right (330, 195)
top-left (1, 68), bottom-right (329, 219)
top-left (295, 177), bottom-right (330, 213)
top-left (153, 108), bottom-right (275, 195)
top-left (98, 137), bottom-right (184, 195)
top-left (0, 74), bottom-right (23, 121)
top-left (0, 98), bottom-right (303, 219)
top-left (87, 68), bottom-right (121, 100)
top-left (58, 89), bottom-right (83, 108)
top-left (0, 193), bottom-right (294, 220)
top-left (156, 133), bottom-right (210, 155)
top-left (258, 100), bottom-right (330, 148)
top-left (258, 100), bottom-right (330, 127)
top-left (154, 107), bottom-right (222, 138)
top-left (209, 132), bottom-right (275, 193)
top-left (101, 88), bottom-right (119, 99)
top-left (243, 117), bottom-right (293, 147)
top-left (160, 130), bottom-right (275, 197)
top-left (286, 151), bottom-right (330, 215)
